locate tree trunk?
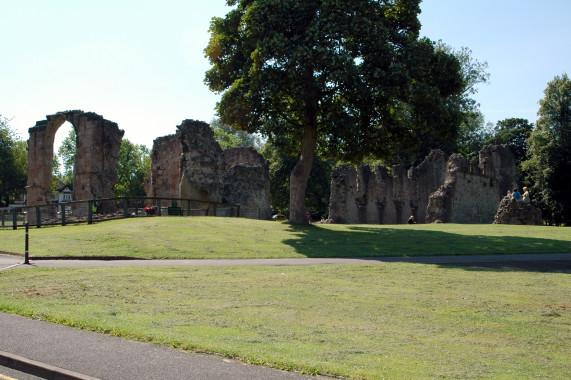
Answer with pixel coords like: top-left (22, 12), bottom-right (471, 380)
top-left (289, 123), bottom-right (317, 224)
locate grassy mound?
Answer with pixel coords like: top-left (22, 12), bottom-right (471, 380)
top-left (2, 216), bottom-right (570, 259)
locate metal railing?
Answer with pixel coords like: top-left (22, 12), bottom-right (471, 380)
top-left (0, 197), bottom-right (255, 229)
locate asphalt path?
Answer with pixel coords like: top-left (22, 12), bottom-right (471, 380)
top-left (0, 313), bottom-right (320, 380)
top-left (1, 253), bottom-right (571, 272)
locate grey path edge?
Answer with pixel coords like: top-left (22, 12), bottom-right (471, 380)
top-left (2, 253), bottom-right (571, 269)
top-left (0, 350), bottom-right (100, 380)
top-left (0, 313), bottom-right (320, 380)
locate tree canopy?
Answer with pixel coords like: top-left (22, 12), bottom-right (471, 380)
top-left (522, 74), bottom-right (571, 225)
top-left (0, 115), bottom-right (27, 206)
top-left (383, 43), bottom-right (491, 166)
top-left (114, 139), bottom-right (150, 197)
top-left (486, 118), bottom-right (533, 180)
top-left (205, 0), bottom-right (464, 223)
top-left (210, 118), bottom-right (263, 150)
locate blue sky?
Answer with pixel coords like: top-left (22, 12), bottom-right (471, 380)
top-left (1, 0), bottom-right (569, 150)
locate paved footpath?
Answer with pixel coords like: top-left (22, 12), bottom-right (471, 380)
top-left (1, 252), bottom-right (571, 271)
top-left (0, 313), bottom-right (322, 380)
top-left (1, 253), bottom-right (569, 379)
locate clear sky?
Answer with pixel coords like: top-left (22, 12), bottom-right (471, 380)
top-left (1, 0), bottom-right (569, 150)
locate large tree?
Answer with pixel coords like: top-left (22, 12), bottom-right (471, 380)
top-left (0, 115), bottom-right (27, 206)
top-left (205, 0), bottom-right (463, 223)
top-left (262, 142), bottom-right (334, 219)
top-left (522, 74), bottom-right (571, 225)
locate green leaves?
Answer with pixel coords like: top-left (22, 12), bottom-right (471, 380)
top-left (0, 115), bottom-right (27, 206)
top-left (114, 139), bottom-right (150, 198)
top-left (522, 74), bottom-right (571, 225)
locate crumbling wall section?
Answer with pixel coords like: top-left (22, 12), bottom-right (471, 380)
top-left (479, 144), bottom-right (517, 197)
top-left (328, 164), bottom-right (359, 224)
top-left (146, 119), bottom-right (271, 219)
top-left (409, 150), bottom-right (449, 222)
top-left (329, 150), bottom-right (449, 224)
top-left (144, 134), bottom-right (182, 199)
top-left (329, 145), bottom-right (517, 224)
top-left (427, 154), bottom-right (500, 223)
top-left (494, 197), bottom-right (542, 225)
top-left (222, 147), bottom-right (271, 219)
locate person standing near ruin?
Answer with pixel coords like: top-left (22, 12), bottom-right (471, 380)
top-left (522, 187), bottom-right (530, 204)
top-left (507, 190), bottom-right (513, 200)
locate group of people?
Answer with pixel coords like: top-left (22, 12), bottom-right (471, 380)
top-left (507, 187), bottom-right (530, 204)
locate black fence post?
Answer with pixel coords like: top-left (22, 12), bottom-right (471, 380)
top-left (12, 210), bottom-right (17, 230)
top-left (24, 221), bottom-right (30, 264)
top-left (61, 205), bottom-right (67, 226)
top-left (35, 207), bottom-right (41, 228)
top-left (88, 200), bottom-right (93, 224)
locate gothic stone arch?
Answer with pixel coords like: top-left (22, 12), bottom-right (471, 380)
top-left (26, 111), bottom-right (124, 207)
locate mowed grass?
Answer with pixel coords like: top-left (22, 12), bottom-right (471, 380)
top-left (1, 216), bottom-right (571, 259)
top-left (0, 264), bottom-right (569, 378)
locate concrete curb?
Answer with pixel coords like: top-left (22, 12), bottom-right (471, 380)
top-left (0, 350), bottom-right (100, 380)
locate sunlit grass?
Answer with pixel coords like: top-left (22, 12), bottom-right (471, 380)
top-left (1, 217), bottom-right (570, 259)
top-left (1, 264), bottom-right (569, 378)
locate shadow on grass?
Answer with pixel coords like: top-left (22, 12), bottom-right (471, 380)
top-left (437, 261), bottom-right (571, 274)
top-left (282, 224), bottom-right (571, 272)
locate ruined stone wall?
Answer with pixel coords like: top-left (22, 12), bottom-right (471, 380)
top-left (26, 111), bottom-right (123, 208)
top-left (329, 150), bottom-right (448, 224)
top-left (144, 134), bottom-right (182, 199)
top-left (145, 119), bottom-right (271, 219)
top-left (177, 120), bottom-right (224, 203)
top-left (329, 145), bottom-right (517, 224)
top-left (221, 147), bottom-right (271, 219)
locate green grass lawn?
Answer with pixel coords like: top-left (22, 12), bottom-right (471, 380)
top-left (1, 216), bottom-right (571, 259)
top-left (1, 264), bottom-right (569, 378)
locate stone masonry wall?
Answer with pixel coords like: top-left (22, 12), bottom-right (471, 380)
top-left (329, 145), bottom-right (517, 224)
top-left (26, 111), bottom-right (123, 209)
top-left (144, 134), bottom-right (182, 199)
top-left (329, 150), bottom-right (448, 224)
top-left (145, 119), bottom-right (271, 219)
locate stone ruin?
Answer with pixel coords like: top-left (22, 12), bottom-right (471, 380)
top-left (144, 134), bottom-right (182, 199)
top-left (494, 197), bottom-right (542, 225)
top-left (26, 110), bottom-right (124, 211)
top-left (328, 144), bottom-right (517, 224)
top-left (144, 119), bottom-right (271, 219)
